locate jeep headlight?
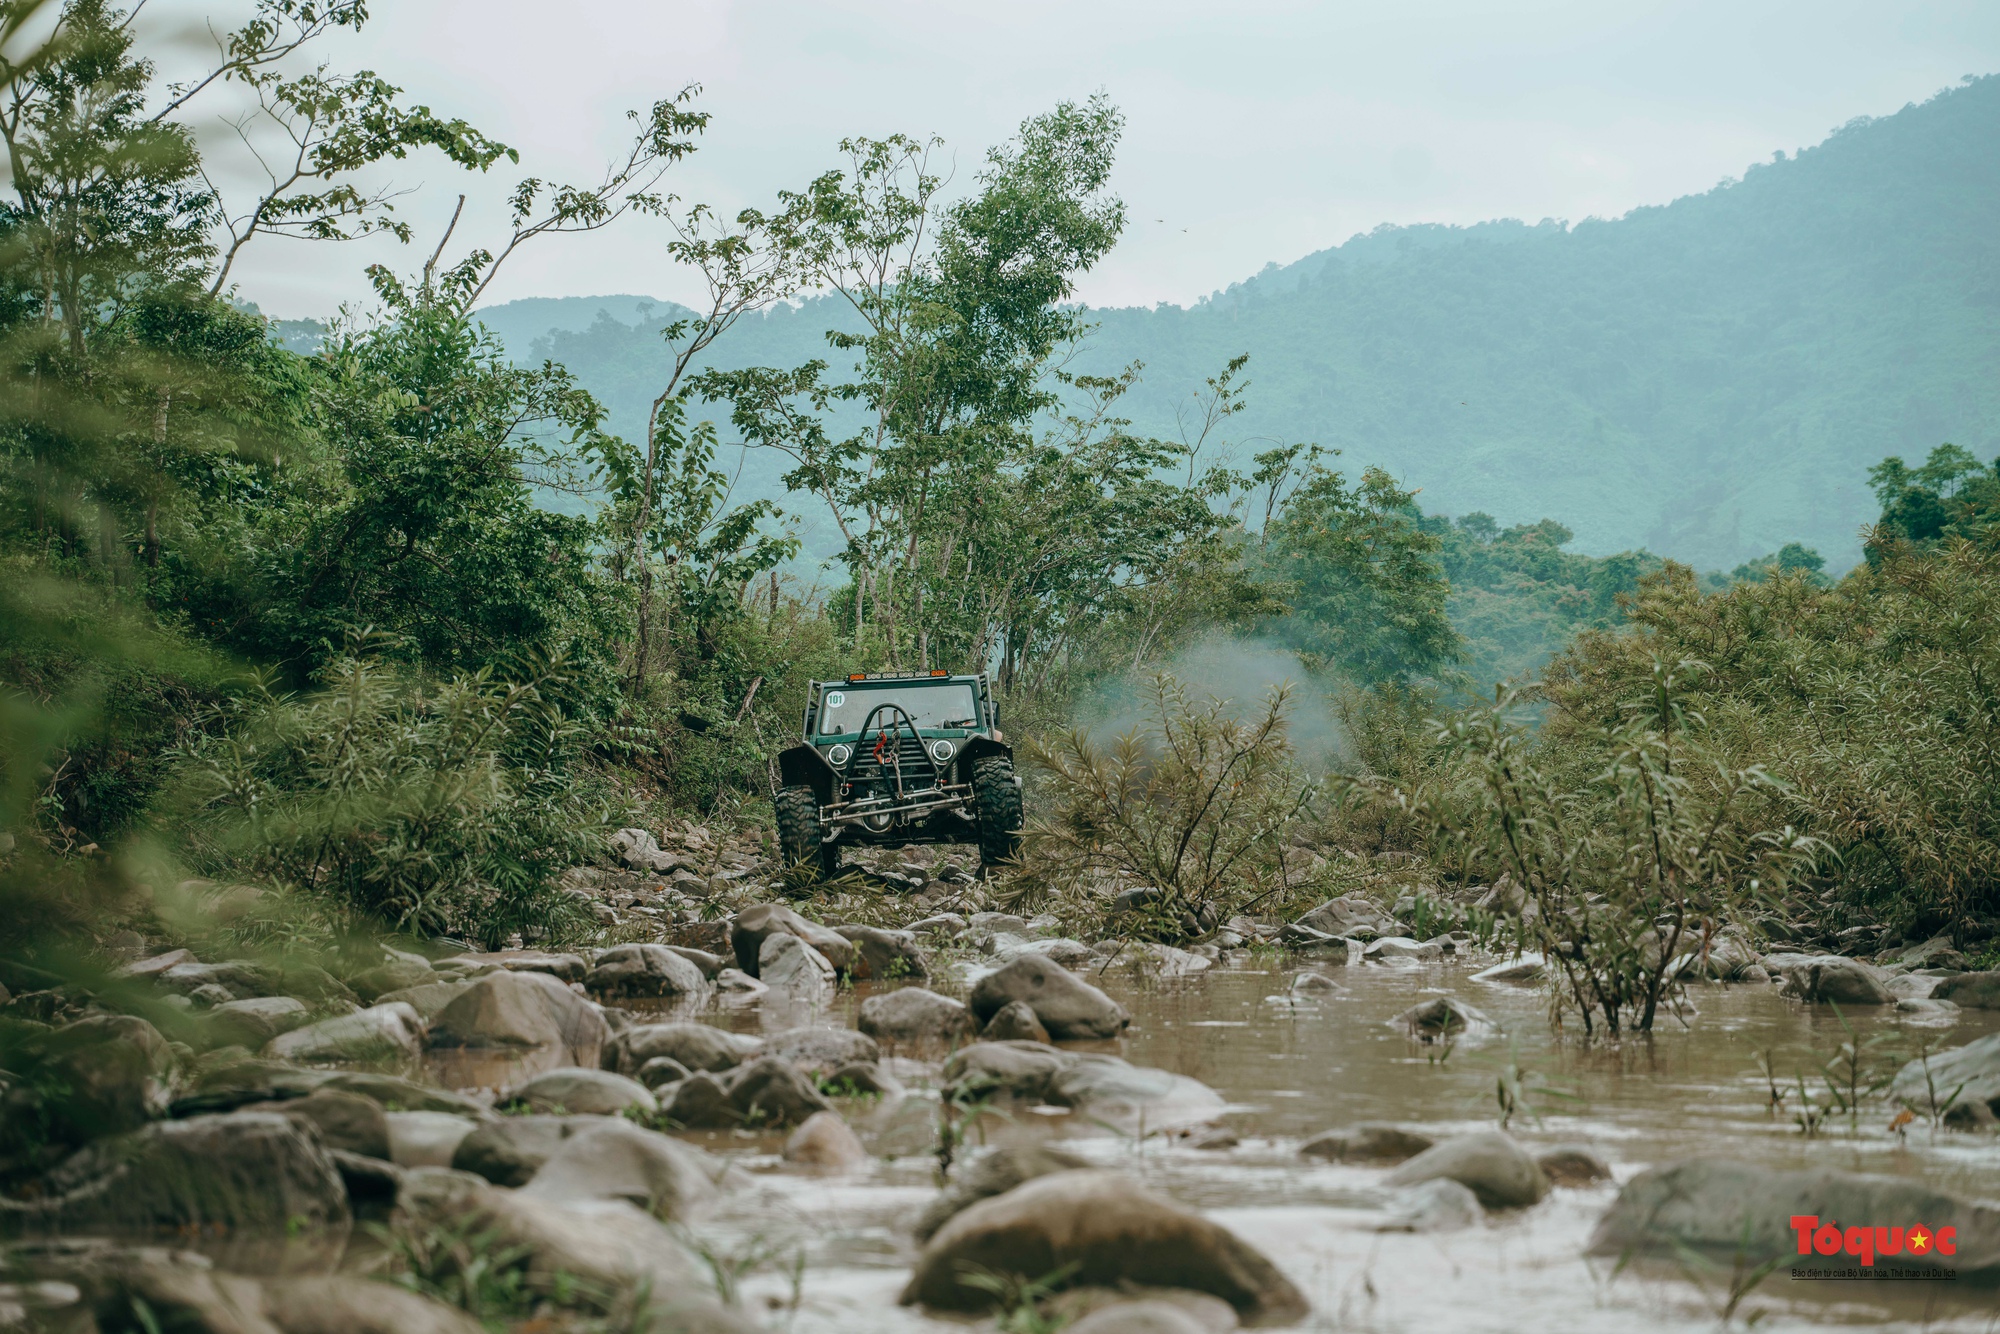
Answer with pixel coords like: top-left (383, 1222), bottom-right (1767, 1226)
top-left (826, 743), bottom-right (852, 766)
top-left (928, 739), bottom-right (956, 763)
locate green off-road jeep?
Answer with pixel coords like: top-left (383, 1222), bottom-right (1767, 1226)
top-left (773, 671), bottom-right (1022, 878)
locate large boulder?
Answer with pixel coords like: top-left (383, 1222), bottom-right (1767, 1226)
top-left (1295, 895), bottom-right (1402, 940)
top-left (349, 954), bottom-right (437, 1002)
top-left (452, 1114), bottom-right (611, 1187)
top-left (659, 1056), bottom-right (833, 1129)
top-left (260, 1275), bottom-right (485, 1334)
top-left (901, 1170), bottom-right (1308, 1324)
top-left (833, 924), bottom-right (928, 980)
top-left (508, 1067), bottom-right (657, 1117)
top-left (519, 1118), bottom-right (725, 1221)
top-left (168, 1059), bottom-right (332, 1115)
top-left (1767, 954), bottom-right (1894, 1006)
top-left (730, 904), bottom-right (853, 976)
top-left (969, 955), bottom-right (1129, 1039)
top-left (1889, 1031), bottom-right (2000, 1126)
top-left (604, 1022), bottom-right (763, 1076)
top-left (1588, 1158), bottom-right (2000, 1276)
top-left (763, 1026), bottom-right (880, 1078)
top-left (321, 1070), bottom-right (490, 1118)
top-left (1065, 1297), bottom-right (1232, 1334)
top-left (3, 1016), bottom-right (173, 1148)
top-left (374, 980), bottom-right (472, 1023)
top-left (385, 1111), bottom-right (479, 1168)
top-left (158, 960), bottom-right (274, 1000)
top-left (442, 949), bottom-right (588, 982)
top-left (205, 996), bottom-right (312, 1050)
top-left (1393, 996), bottom-right (1493, 1043)
top-left (911, 1142), bottom-right (1091, 1242)
top-left (1045, 1054), bottom-right (1226, 1134)
top-left (1383, 1130), bottom-right (1548, 1209)
top-left (0, 1112), bottom-right (349, 1236)
top-left (758, 933), bottom-right (836, 997)
top-left (1299, 1123), bottom-right (1435, 1164)
top-left (264, 1003), bottom-right (424, 1065)
top-left (1378, 1178), bottom-right (1484, 1233)
top-left (1933, 971), bottom-right (2000, 1010)
top-left (782, 1110), bottom-right (869, 1174)
top-left (583, 943), bottom-right (708, 1000)
top-left (428, 969), bottom-right (608, 1066)
top-left (395, 1168), bottom-right (755, 1331)
top-left (258, 1087), bottom-right (391, 1160)
top-left (942, 1041), bottom-right (1075, 1102)
top-left (858, 987), bottom-right (978, 1046)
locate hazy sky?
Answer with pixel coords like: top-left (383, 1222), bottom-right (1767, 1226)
top-left (165, 0), bottom-right (2000, 321)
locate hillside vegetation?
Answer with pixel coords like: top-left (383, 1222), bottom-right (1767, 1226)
top-left (479, 75), bottom-right (2000, 572)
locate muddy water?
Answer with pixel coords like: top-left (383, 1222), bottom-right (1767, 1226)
top-left (636, 955), bottom-right (2000, 1334)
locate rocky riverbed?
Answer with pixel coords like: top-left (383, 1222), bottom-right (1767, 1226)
top-left (4, 832), bottom-right (2000, 1332)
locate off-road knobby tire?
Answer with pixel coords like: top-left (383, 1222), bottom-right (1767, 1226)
top-left (973, 758), bottom-right (1023, 870)
top-left (775, 785), bottom-right (835, 880)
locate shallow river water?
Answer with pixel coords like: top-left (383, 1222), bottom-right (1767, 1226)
top-left (581, 953), bottom-right (2000, 1334)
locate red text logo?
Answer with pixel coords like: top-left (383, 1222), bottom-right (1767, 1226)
top-left (1790, 1215), bottom-right (1957, 1267)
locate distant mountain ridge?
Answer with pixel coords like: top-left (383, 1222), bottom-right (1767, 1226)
top-left (475, 75), bottom-right (2000, 569)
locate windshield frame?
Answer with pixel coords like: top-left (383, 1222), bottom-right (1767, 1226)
top-left (810, 678), bottom-right (983, 739)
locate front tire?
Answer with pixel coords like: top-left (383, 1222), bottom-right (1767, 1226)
top-left (973, 758), bottom-right (1023, 870)
top-left (775, 785), bottom-right (832, 880)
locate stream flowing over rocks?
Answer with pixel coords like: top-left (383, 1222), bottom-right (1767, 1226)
top-left (6, 848), bottom-right (2000, 1333)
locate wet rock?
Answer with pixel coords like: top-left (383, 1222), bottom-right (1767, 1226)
top-left (660, 1055), bottom-right (834, 1129)
top-left (329, 1149), bottom-right (404, 1217)
top-left (204, 996), bottom-right (311, 1050)
top-left (1295, 895), bottom-right (1403, 940)
top-left (907, 913), bottom-right (968, 936)
top-left (982, 998), bottom-right (1052, 1043)
top-left (969, 911), bottom-right (1029, 934)
top-left (731, 903), bottom-right (854, 976)
top-left (824, 1060), bottom-right (899, 1097)
top-left (374, 979), bottom-right (471, 1022)
top-left (902, 1170), bottom-right (1308, 1324)
top-left (1889, 1031), bottom-right (2000, 1126)
top-left (912, 1143), bottom-right (1093, 1241)
top-left (1047, 1055), bottom-right (1226, 1133)
top-left (451, 1114), bottom-right (608, 1186)
top-left (782, 1110), bottom-right (869, 1173)
top-left (4, 1015), bottom-right (173, 1147)
top-left (1588, 1158), bottom-right (2000, 1275)
top-left (1767, 954), bottom-right (1894, 1005)
top-left (1895, 935), bottom-right (1969, 972)
top-left (714, 968), bottom-right (767, 995)
top-left (159, 960), bottom-right (274, 1000)
top-left (350, 954), bottom-right (437, 1002)
top-left (604, 1021), bottom-right (762, 1076)
top-left (508, 1067), bottom-right (657, 1116)
top-left (969, 954), bottom-right (1129, 1039)
top-left (636, 1055), bottom-right (692, 1089)
top-left (168, 1058), bottom-right (332, 1115)
top-left (321, 1070), bottom-right (490, 1118)
top-left (1393, 996), bottom-right (1493, 1043)
top-left (445, 949), bottom-right (588, 982)
top-left (0, 1112), bottom-right (348, 1236)
top-left (264, 1003), bottom-right (424, 1064)
top-left (858, 986), bottom-right (978, 1045)
top-left (1384, 1130), bottom-right (1549, 1209)
top-left (834, 924), bottom-right (929, 980)
top-left (663, 946), bottom-right (725, 979)
top-left (428, 969), bottom-right (609, 1066)
top-left (1536, 1145), bottom-right (1613, 1187)
top-left (758, 932), bottom-right (837, 997)
top-left (261, 1274), bottom-right (486, 1334)
top-left (1674, 932), bottom-right (1761, 982)
top-left (262, 1088), bottom-right (390, 1160)
top-left (942, 1040), bottom-right (1075, 1101)
top-left (1287, 971), bottom-right (1346, 997)
top-left (1298, 1123), bottom-right (1435, 1164)
top-left (519, 1118), bottom-right (724, 1221)
top-left (394, 1169), bottom-right (754, 1329)
top-left (1378, 1178), bottom-right (1483, 1232)
top-left (385, 1111), bottom-right (478, 1167)
top-left (114, 949), bottom-right (194, 979)
top-left (1933, 970), bottom-right (2000, 1009)
top-left (583, 943), bottom-right (708, 999)
top-left (1121, 943), bottom-right (1212, 976)
top-left (764, 1026), bottom-right (880, 1077)
top-left (1469, 954), bottom-right (1545, 984)
top-left (1063, 1296), bottom-right (1234, 1334)
top-left (1364, 936), bottom-right (1442, 962)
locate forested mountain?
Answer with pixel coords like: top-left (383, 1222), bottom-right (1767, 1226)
top-left (478, 74), bottom-right (2000, 570)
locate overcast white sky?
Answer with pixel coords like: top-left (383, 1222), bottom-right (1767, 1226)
top-left (160, 0), bottom-right (2000, 321)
